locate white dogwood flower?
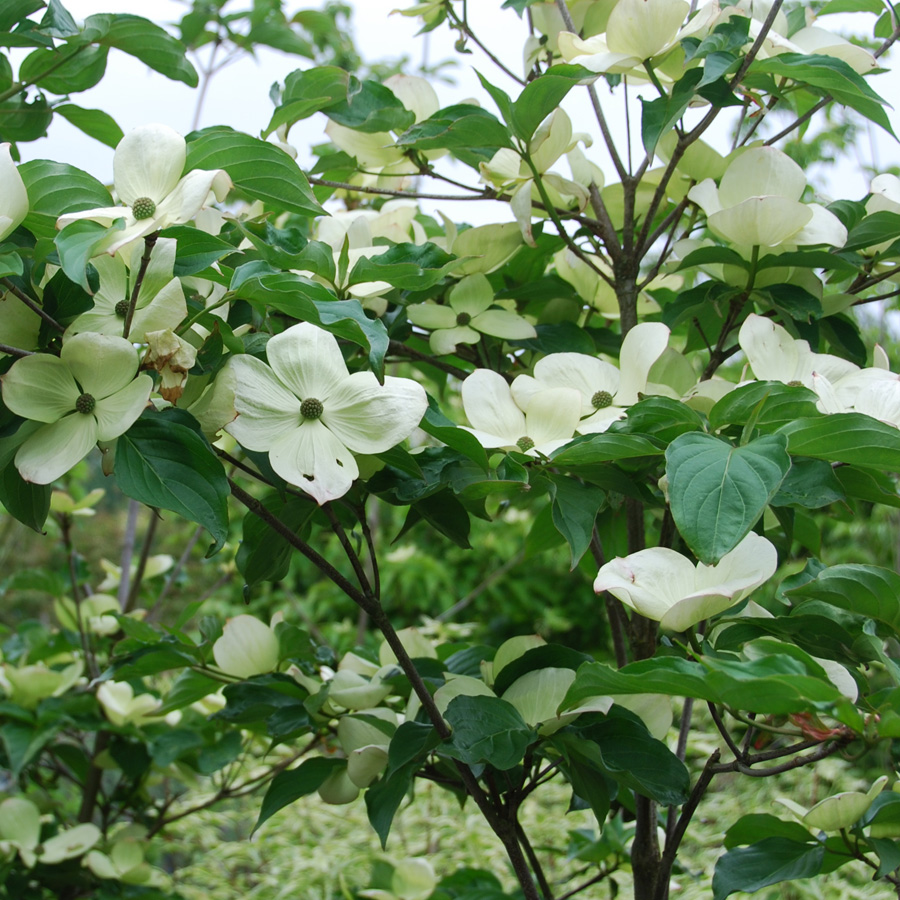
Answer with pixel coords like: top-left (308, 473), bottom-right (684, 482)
top-left (738, 314), bottom-right (858, 388)
top-left (1, 333), bottom-right (152, 484)
top-left (57, 124), bottom-right (231, 255)
top-left (461, 368), bottom-right (582, 456)
top-left (226, 323), bottom-right (427, 503)
top-left (66, 237), bottom-right (185, 341)
top-left (593, 532), bottom-right (778, 632)
top-left (512, 322), bottom-right (670, 433)
top-left (558, 0), bottom-right (717, 76)
top-left (688, 147), bottom-right (847, 250)
top-left (0, 142), bottom-right (28, 242)
top-left (407, 274), bottom-right (536, 355)
top-left (777, 777), bottom-right (888, 832)
top-left (213, 614), bottom-right (281, 678)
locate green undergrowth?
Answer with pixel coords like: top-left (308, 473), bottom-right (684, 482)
top-left (159, 749), bottom-right (886, 900)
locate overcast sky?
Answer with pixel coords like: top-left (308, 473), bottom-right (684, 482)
top-left (15, 1), bottom-right (900, 225)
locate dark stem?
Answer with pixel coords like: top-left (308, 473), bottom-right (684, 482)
top-left (388, 339), bottom-right (471, 381)
top-left (590, 529), bottom-right (629, 667)
top-left (117, 499), bottom-right (140, 611)
top-left (0, 342), bottom-right (33, 357)
top-left (323, 502), bottom-right (373, 597)
top-left (122, 232), bottom-right (158, 340)
top-left (654, 750), bottom-right (720, 900)
top-left (125, 508), bottom-right (160, 613)
top-left (2, 278), bottom-right (65, 333)
top-left (517, 821), bottom-right (554, 900)
top-left (77, 731), bottom-right (110, 824)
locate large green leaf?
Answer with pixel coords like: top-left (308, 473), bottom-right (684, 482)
top-left (562, 656), bottom-right (841, 715)
top-left (0, 461), bottom-right (50, 532)
top-left (666, 432), bottom-right (790, 563)
top-left (81, 13), bottom-right (198, 87)
top-left (785, 564), bottom-right (900, 636)
top-left (708, 382), bottom-right (820, 431)
top-left (395, 104), bottom-right (513, 154)
top-left (746, 53), bottom-right (895, 137)
top-left (365, 761), bottom-right (418, 849)
top-left (349, 242), bottom-right (459, 290)
top-left (253, 757), bottom-right (343, 833)
top-left (641, 68), bottom-right (703, 156)
top-left (236, 493), bottom-right (316, 588)
top-left (511, 65), bottom-right (591, 142)
top-left (712, 838), bottom-right (825, 900)
top-left (233, 272), bottom-right (389, 379)
top-left (547, 473), bottom-right (605, 568)
top-left (186, 127), bottom-right (324, 217)
top-left (843, 211), bottom-right (900, 252)
top-left (114, 408), bottom-right (230, 553)
top-left (18, 43), bottom-right (108, 93)
top-left (779, 414), bottom-right (900, 470)
top-left (19, 159), bottom-right (113, 240)
top-left (580, 711), bottom-right (691, 806)
top-left (550, 433), bottom-right (663, 466)
top-left (443, 694), bottom-right (535, 770)
top-left (263, 66), bottom-right (350, 136)
top-left (54, 104), bottom-right (123, 149)
top-left (159, 225), bottom-right (236, 276)
top-left (325, 78), bottom-right (415, 133)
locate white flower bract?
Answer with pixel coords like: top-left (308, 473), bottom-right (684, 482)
top-left (225, 322), bottom-right (428, 503)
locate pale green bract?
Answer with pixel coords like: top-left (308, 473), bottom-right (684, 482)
top-left (1, 332), bottom-right (152, 484)
top-left (225, 322), bottom-right (428, 504)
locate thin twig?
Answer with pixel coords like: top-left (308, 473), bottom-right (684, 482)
top-left (122, 233), bottom-right (158, 340)
top-left (2, 278), bottom-right (65, 333)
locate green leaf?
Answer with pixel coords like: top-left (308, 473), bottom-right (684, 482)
top-left (785, 564), bottom-right (900, 636)
top-left (724, 813), bottom-right (827, 848)
top-left (418, 399), bottom-right (489, 470)
top-left (263, 66), bottom-right (350, 137)
top-left (351, 242), bottom-right (459, 289)
top-left (843, 210), bottom-right (900, 252)
top-left (712, 838), bottom-right (824, 900)
top-left (159, 225), bottom-right (236, 276)
top-left (365, 761), bottom-right (418, 848)
top-left (836, 465), bottom-right (900, 508)
top-left (780, 413), bottom-right (900, 470)
top-left (641, 68), bottom-right (703, 156)
top-left (54, 219), bottom-right (119, 291)
top-left (0, 1), bottom-right (42, 32)
top-left (254, 757), bottom-right (343, 833)
top-left (551, 433), bottom-right (663, 466)
top-left (325, 78), bottom-right (415, 133)
top-left (562, 656), bottom-right (840, 715)
top-left (666, 432), bottom-right (791, 563)
top-left (233, 272), bottom-right (389, 379)
top-left (186, 127), bottom-right (324, 217)
top-left (512, 66), bottom-right (590, 141)
top-left (770, 457), bottom-right (845, 509)
top-left (443, 694), bottom-right (536, 770)
top-left (18, 43), bottom-right (108, 93)
top-left (547, 473), bottom-right (605, 568)
top-left (492, 644), bottom-right (592, 696)
top-left (581, 710), bottom-right (691, 805)
top-left (709, 382), bottom-right (820, 432)
top-left (82, 13), bottom-right (198, 86)
top-left (157, 669), bottom-right (222, 715)
top-left (236, 493), bottom-right (316, 588)
top-left (395, 104), bottom-right (513, 155)
top-left (1, 720), bottom-right (60, 779)
top-left (115, 408), bottom-right (230, 553)
top-left (613, 397), bottom-right (705, 445)
top-left (19, 159), bottom-right (113, 240)
top-left (747, 53), bottom-right (895, 137)
top-left (0, 461), bottom-right (50, 532)
top-left (550, 732), bottom-right (615, 825)
top-left (54, 104), bottom-right (123, 149)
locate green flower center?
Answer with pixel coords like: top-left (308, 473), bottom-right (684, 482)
top-left (131, 197), bottom-right (157, 220)
top-left (516, 436), bottom-right (535, 452)
top-left (114, 300), bottom-right (129, 318)
top-left (301, 397), bottom-right (324, 420)
top-left (591, 390), bottom-right (613, 409)
top-left (787, 379), bottom-right (803, 387)
top-left (75, 393), bottom-right (96, 415)
top-left (456, 312), bottom-right (472, 326)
